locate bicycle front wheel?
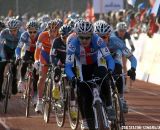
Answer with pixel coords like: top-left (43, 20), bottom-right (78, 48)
top-left (25, 77), bottom-right (33, 117)
top-left (43, 78), bottom-right (52, 123)
top-left (54, 77), bottom-right (67, 127)
top-left (94, 101), bottom-right (110, 130)
top-left (3, 76), bottom-right (9, 114)
top-left (67, 87), bottom-right (79, 130)
top-left (111, 93), bottom-right (125, 130)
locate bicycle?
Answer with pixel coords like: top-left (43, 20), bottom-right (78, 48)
top-left (22, 60), bottom-right (35, 117)
top-left (110, 73), bottom-right (126, 130)
top-left (1, 60), bottom-right (14, 114)
top-left (52, 67), bottom-right (79, 130)
top-left (80, 74), bottom-right (111, 130)
top-left (42, 64), bottom-right (54, 123)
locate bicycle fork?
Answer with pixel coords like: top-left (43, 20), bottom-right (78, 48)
top-left (92, 88), bottom-right (110, 129)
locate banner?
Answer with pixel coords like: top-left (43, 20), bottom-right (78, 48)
top-left (93, 0), bottom-right (123, 13)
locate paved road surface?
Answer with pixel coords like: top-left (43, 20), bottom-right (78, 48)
top-left (0, 80), bottom-right (160, 130)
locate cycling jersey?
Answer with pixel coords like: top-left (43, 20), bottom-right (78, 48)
top-left (34, 31), bottom-right (53, 64)
top-left (114, 31), bottom-right (131, 43)
top-left (0, 28), bottom-right (22, 49)
top-left (98, 35), bottom-right (137, 69)
top-left (15, 31), bottom-right (40, 58)
top-left (65, 33), bottom-right (115, 80)
top-left (50, 37), bottom-right (66, 65)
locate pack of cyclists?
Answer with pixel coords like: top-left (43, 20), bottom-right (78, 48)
top-left (0, 13), bottom-right (137, 130)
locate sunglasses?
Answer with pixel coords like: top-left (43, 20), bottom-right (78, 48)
top-left (101, 35), bottom-right (109, 39)
top-left (79, 36), bottom-right (91, 40)
top-left (9, 29), bottom-right (17, 32)
top-left (29, 31), bottom-right (37, 34)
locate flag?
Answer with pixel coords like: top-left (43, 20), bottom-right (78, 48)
top-left (151, 0), bottom-right (160, 16)
top-left (127, 0), bottom-right (136, 7)
top-left (85, 0), bottom-right (95, 22)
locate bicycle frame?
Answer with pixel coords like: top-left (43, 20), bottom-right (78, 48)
top-left (81, 76), bottom-right (110, 129)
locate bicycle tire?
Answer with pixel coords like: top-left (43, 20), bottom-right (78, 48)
top-left (55, 77), bottom-right (67, 127)
top-left (43, 78), bottom-right (52, 123)
top-left (67, 87), bottom-right (79, 130)
top-left (112, 93), bottom-right (125, 130)
top-left (3, 75), bottom-right (9, 114)
top-left (26, 77), bottom-right (32, 117)
top-left (94, 101), bottom-right (110, 130)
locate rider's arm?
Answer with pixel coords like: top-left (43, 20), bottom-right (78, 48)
top-left (65, 38), bottom-right (76, 80)
top-left (96, 36), bottom-right (115, 71)
top-left (34, 34), bottom-right (43, 61)
top-left (50, 39), bottom-right (59, 65)
top-left (15, 32), bottom-right (26, 58)
top-left (122, 47), bottom-right (137, 69)
top-left (126, 32), bottom-right (135, 52)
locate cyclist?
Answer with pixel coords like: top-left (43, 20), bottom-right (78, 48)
top-left (50, 24), bottom-right (76, 118)
top-left (50, 24), bottom-right (72, 99)
top-left (15, 20), bottom-right (40, 99)
top-left (65, 20), bottom-right (115, 130)
top-left (34, 19), bottom-right (59, 113)
top-left (94, 20), bottom-right (137, 113)
top-left (115, 22), bottom-right (135, 92)
top-left (0, 20), bottom-right (6, 32)
top-left (0, 19), bottom-right (22, 99)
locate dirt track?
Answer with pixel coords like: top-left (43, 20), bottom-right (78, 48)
top-left (0, 80), bottom-right (160, 130)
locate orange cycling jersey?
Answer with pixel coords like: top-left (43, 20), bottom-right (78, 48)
top-left (34, 31), bottom-right (52, 64)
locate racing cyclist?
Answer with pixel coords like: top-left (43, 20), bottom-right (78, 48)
top-left (65, 20), bottom-right (115, 130)
top-left (34, 19), bottom-right (59, 113)
top-left (0, 19), bottom-right (22, 100)
top-left (94, 20), bottom-right (137, 113)
top-left (15, 20), bottom-right (40, 102)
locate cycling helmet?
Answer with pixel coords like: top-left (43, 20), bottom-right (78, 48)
top-left (75, 20), bottom-right (93, 34)
top-left (40, 22), bottom-right (48, 32)
top-left (55, 18), bottom-right (63, 28)
top-left (138, 3), bottom-right (145, 10)
top-left (8, 19), bottom-right (20, 29)
top-left (26, 20), bottom-right (39, 30)
top-left (59, 25), bottom-right (72, 36)
top-left (68, 12), bottom-right (79, 20)
top-left (116, 22), bottom-right (127, 31)
top-left (47, 19), bottom-right (59, 30)
top-left (0, 20), bottom-right (6, 29)
top-left (94, 20), bottom-right (112, 35)
top-left (42, 14), bottom-right (50, 23)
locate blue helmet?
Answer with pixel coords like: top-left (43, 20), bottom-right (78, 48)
top-left (59, 25), bottom-right (72, 36)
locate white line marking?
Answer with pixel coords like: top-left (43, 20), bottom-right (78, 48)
top-left (0, 118), bottom-right (10, 130)
top-left (132, 88), bottom-right (159, 96)
top-left (129, 107), bottom-right (160, 122)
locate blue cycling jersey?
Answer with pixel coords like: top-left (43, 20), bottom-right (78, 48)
top-left (0, 28), bottom-right (22, 49)
top-left (15, 31), bottom-right (40, 58)
top-left (65, 33), bottom-right (115, 80)
top-left (108, 35), bottom-right (137, 69)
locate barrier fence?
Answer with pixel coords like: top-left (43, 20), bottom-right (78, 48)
top-left (127, 33), bottom-right (160, 85)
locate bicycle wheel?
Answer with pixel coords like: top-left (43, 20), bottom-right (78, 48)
top-left (26, 77), bottom-right (33, 117)
top-left (43, 78), bottom-right (52, 123)
top-left (3, 75), bottom-right (10, 114)
top-left (94, 101), bottom-right (110, 130)
top-left (54, 77), bottom-right (67, 127)
top-left (111, 93), bottom-right (125, 130)
top-left (67, 87), bottom-right (79, 130)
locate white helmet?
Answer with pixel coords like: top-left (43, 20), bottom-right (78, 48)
top-left (74, 20), bottom-right (93, 34)
top-left (26, 20), bottom-right (39, 30)
top-left (116, 22), bottom-right (127, 31)
top-left (8, 19), bottom-right (20, 29)
top-left (94, 20), bottom-right (112, 36)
